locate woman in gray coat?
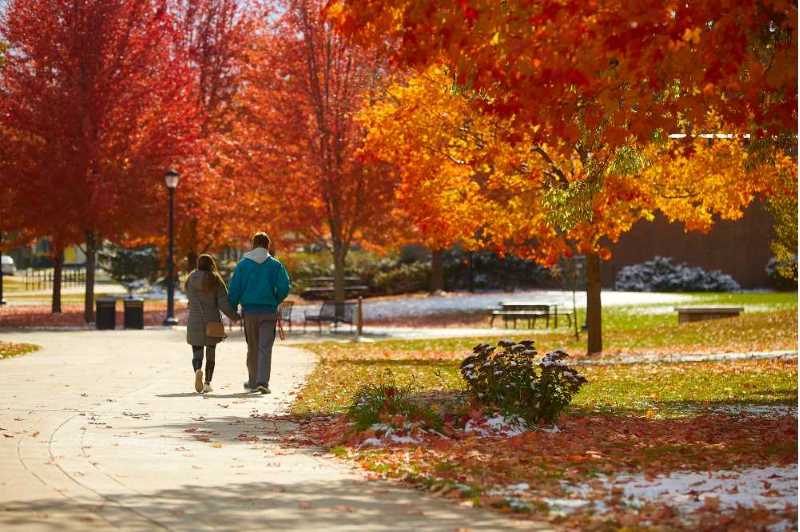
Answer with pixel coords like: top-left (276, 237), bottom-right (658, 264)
top-left (185, 254), bottom-right (240, 393)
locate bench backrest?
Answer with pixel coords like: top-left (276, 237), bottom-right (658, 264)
top-left (320, 301), bottom-right (355, 321)
top-left (501, 303), bottom-right (550, 312)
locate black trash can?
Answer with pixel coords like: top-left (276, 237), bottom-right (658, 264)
top-left (96, 297), bottom-right (116, 330)
top-left (123, 297), bottom-right (144, 329)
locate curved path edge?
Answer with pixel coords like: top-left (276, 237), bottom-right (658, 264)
top-left (0, 329), bottom-right (545, 531)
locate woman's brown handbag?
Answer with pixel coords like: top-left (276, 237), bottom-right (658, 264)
top-left (205, 321), bottom-right (227, 339)
top-left (198, 298), bottom-right (227, 339)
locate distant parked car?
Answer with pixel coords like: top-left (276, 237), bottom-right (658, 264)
top-left (1, 256), bottom-right (16, 275)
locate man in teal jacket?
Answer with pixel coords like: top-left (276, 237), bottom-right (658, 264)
top-left (229, 232), bottom-right (291, 394)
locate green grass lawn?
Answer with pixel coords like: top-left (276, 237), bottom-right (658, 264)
top-left (293, 292), bottom-right (797, 416)
top-left (0, 341), bottom-right (40, 360)
top-left (293, 351), bottom-right (797, 418)
top-left (290, 292), bottom-right (798, 530)
top-left (309, 292), bottom-right (797, 360)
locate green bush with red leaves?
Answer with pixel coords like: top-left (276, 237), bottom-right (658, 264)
top-left (346, 375), bottom-right (443, 431)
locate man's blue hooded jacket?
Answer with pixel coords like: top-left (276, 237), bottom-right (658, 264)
top-left (228, 247), bottom-right (291, 313)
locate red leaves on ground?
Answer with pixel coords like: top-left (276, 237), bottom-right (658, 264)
top-left (291, 410), bottom-right (798, 528)
top-left (0, 303), bottom-right (187, 328)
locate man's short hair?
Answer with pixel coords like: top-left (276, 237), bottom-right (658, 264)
top-left (252, 232), bottom-right (270, 249)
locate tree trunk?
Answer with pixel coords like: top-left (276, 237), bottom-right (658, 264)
top-left (51, 247), bottom-right (63, 314)
top-left (332, 245), bottom-right (346, 304)
top-left (430, 248), bottom-right (445, 293)
top-left (585, 251), bottom-right (602, 355)
top-left (467, 252), bottom-right (475, 292)
top-left (83, 231), bottom-right (97, 323)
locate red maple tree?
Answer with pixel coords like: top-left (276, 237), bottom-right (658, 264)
top-left (0, 0), bottom-right (201, 321)
top-left (236, 0), bottom-right (398, 302)
top-left (166, 0), bottom-right (261, 268)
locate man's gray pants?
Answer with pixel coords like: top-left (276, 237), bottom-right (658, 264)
top-left (243, 312), bottom-right (277, 387)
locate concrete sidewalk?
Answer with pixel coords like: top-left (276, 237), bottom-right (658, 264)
top-left (0, 329), bottom-right (540, 531)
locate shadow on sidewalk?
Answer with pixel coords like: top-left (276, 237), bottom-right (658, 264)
top-left (0, 478), bottom-right (537, 531)
top-left (156, 392), bottom-right (256, 399)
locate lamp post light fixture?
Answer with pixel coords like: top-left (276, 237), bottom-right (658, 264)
top-left (162, 169), bottom-right (180, 326)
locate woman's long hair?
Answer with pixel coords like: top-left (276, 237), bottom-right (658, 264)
top-left (194, 254), bottom-right (226, 293)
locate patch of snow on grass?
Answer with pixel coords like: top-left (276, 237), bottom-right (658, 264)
top-left (706, 404), bottom-right (797, 418)
top-left (565, 464), bottom-right (797, 516)
top-left (507, 482), bottom-right (530, 494)
top-left (293, 290), bottom-right (692, 321)
top-left (359, 422), bottom-right (423, 448)
top-left (465, 414), bottom-right (527, 437)
top-left (544, 497), bottom-right (595, 517)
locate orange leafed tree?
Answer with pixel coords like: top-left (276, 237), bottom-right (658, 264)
top-left (236, 0), bottom-right (398, 302)
top-left (166, 0), bottom-right (261, 269)
top-left (357, 67), bottom-right (489, 291)
top-left (332, 0), bottom-right (797, 353)
top-left (357, 66), bottom-right (794, 353)
top-left (0, 0), bottom-right (200, 321)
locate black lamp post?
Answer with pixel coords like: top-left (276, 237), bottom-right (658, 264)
top-left (163, 169), bottom-right (180, 326)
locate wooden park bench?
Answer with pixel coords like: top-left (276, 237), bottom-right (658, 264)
top-left (278, 301), bottom-right (294, 333)
top-left (303, 300), bottom-right (356, 332)
top-left (301, 276), bottom-right (369, 300)
top-left (675, 306), bottom-right (743, 324)
top-left (489, 302), bottom-right (573, 329)
top-left (490, 303), bottom-right (551, 329)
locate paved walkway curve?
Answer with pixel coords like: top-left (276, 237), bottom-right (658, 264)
top-left (0, 329), bottom-right (544, 531)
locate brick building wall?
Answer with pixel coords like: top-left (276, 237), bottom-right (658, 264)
top-left (602, 202), bottom-right (774, 288)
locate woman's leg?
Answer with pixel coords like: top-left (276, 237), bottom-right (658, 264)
top-left (192, 346), bottom-right (204, 371)
top-left (192, 346), bottom-right (204, 393)
top-left (204, 346), bottom-right (216, 383)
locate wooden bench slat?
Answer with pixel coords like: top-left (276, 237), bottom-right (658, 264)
top-left (674, 306), bottom-right (743, 324)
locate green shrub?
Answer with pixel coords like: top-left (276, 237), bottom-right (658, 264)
top-left (372, 262), bottom-right (431, 295)
top-left (347, 378), bottom-right (442, 431)
top-left (99, 245), bottom-right (160, 295)
top-left (460, 340), bottom-right (587, 425)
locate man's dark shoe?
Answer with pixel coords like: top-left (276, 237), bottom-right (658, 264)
top-left (257, 384), bottom-right (271, 394)
top-left (244, 381), bottom-right (256, 392)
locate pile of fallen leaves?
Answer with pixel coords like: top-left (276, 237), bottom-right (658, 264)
top-left (0, 302), bottom-right (187, 328)
top-left (288, 408), bottom-right (797, 530)
top-left (0, 341), bottom-right (40, 359)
